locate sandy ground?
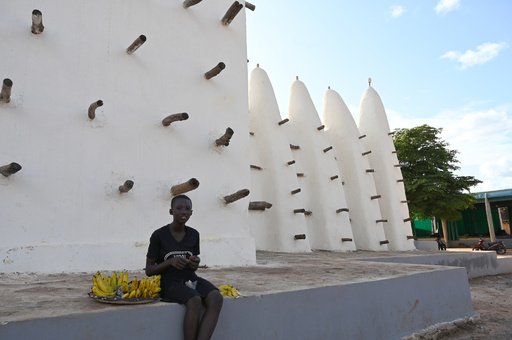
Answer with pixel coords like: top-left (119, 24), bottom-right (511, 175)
top-left (406, 272), bottom-right (512, 339)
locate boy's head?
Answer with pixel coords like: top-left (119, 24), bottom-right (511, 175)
top-left (171, 194), bottom-right (192, 209)
top-left (170, 195), bottom-right (193, 222)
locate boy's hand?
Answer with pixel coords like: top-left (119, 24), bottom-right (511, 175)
top-left (169, 257), bottom-right (189, 270)
top-left (189, 255), bottom-right (200, 270)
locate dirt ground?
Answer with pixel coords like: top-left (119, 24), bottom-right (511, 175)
top-left (407, 272), bottom-right (512, 339)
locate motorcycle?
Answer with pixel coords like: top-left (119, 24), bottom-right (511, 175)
top-left (472, 238), bottom-right (506, 255)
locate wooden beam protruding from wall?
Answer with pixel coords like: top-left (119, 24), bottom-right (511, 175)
top-left (0, 79), bottom-right (13, 103)
top-left (216, 127), bottom-right (234, 146)
top-left (248, 201), bottom-right (272, 210)
top-left (162, 112), bottom-right (189, 126)
top-left (245, 1), bottom-right (256, 11)
top-left (204, 62), bottom-right (225, 79)
top-left (221, 1), bottom-right (243, 25)
top-left (294, 234), bottom-right (306, 240)
top-left (0, 162), bottom-right (22, 177)
top-left (278, 118), bottom-right (289, 125)
top-left (171, 178), bottom-right (200, 196)
top-left (31, 10), bottom-right (44, 34)
top-left (183, 0), bottom-right (203, 8)
top-left (127, 35), bottom-right (147, 55)
top-left (224, 189), bottom-right (250, 204)
top-left (119, 180), bottom-right (134, 193)
top-left (88, 100), bottom-right (103, 120)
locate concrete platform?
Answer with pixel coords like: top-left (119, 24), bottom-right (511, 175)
top-left (1, 249), bottom-right (511, 339)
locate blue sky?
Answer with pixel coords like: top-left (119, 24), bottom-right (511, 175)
top-left (246, 0), bottom-right (512, 192)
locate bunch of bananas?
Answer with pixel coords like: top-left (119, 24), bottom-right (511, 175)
top-left (218, 284), bottom-right (242, 298)
top-left (91, 271), bottom-right (161, 299)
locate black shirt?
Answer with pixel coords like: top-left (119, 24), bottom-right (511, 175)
top-left (147, 224), bottom-right (200, 282)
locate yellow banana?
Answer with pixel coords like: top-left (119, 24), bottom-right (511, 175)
top-left (219, 284), bottom-right (232, 290)
top-left (128, 290), bottom-right (137, 298)
top-left (92, 286), bottom-right (116, 298)
top-left (95, 273), bottom-right (115, 294)
top-left (122, 282), bottom-right (129, 294)
top-left (111, 271), bottom-right (118, 286)
top-left (122, 292), bottom-right (130, 299)
top-left (131, 277), bottom-right (138, 291)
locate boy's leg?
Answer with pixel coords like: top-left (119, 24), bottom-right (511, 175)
top-left (197, 290), bottom-right (223, 340)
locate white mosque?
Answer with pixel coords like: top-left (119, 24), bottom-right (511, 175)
top-left (0, 0), bottom-right (414, 274)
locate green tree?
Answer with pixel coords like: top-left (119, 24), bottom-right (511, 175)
top-left (393, 124), bottom-right (481, 221)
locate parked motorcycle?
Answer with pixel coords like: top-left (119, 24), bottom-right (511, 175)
top-left (472, 238), bottom-right (506, 255)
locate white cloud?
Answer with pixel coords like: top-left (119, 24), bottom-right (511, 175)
top-left (435, 0), bottom-right (460, 15)
top-left (387, 104), bottom-right (512, 192)
top-left (441, 42), bottom-right (508, 69)
top-left (390, 6), bottom-right (406, 18)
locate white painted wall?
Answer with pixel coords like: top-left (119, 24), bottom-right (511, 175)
top-left (358, 86), bottom-right (416, 250)
top-left (248, 67), bottom-right (311, 252)
top-left (286, 80), bottom-right (356, 251)
top-left (322, 89), bottom-right (389, 251)
top-left (0, 0), bottom-right (256, 273)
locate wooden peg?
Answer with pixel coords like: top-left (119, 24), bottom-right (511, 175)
top-left (362, 151), bottom-right (372, 156)
top-left (294, 209), bottom-right (305, 214)
top-left (388, 131), bottom-right (395, 136)
top-left (290, 144), bottom-right (300, 150)
top-left (403, 217), bottom-right (413, 222)
top-left (204, 62), bottom-right (225, 79)
top-left (248, 201), bottom-right (272, 210)
top-left (376, 219), bottom-right (388, 223)
top-left (392, 150), bottom-right (398, 154)
top-left (359, 135), bottom-right (366, 139)
top-left (380, 240), bottom-right (390, 245)
top-left (323, 146), bottom-right (333, 153)
top-left (250, 165), bottom-right (262, 170)
top-left (224, 189), bottom-right (250, 204)
top-left (397, 179), bottom-right (405, 182)
top-left (341, 238), bottom-right (353, 242)
top-left (401, 200), bottom-right (410, 203)
top-left (287, 160), bottom-right (295, 166)
top-left (0, 162), bottom-right (22, 177)
top-left (171, 178), bottom-right (200, 196)
top-left (127, 35), bottom-right (147, 55)
top-left (278, 118), bottom-right (289, 125)
top-left (366, 169), bottom-right (375, 173)
top-left (88, 100), bottom-right (103, 120)
top-left (296, 173), bottom-right (305, 177)
top-left (336, 208), bottom-right (349, 213)
top-left (221, 1), bottom-right (243, 25)
top-left (371, 195), bottom-right (381, 200)
top-left (245, 1), bottom-right (256, 11)
top-left (215, 127), bottom-right (234, 146)
top-left (183, 0), bottom-right (203, 8)
top-left (291, 188), bottom-right (301, 195)
top-left (330, 175), bottom-right (338, 180)
top-left (119, 180), bottom-right (134, 193)
top-left (0, 79), bottom-right (13, 103)
top-left (407, 235), bottom-right (415, 240)
top-left (31, 10), bottom-right (44, 34)
top-left (294, 234), bottom-right (306, 240)
top-left (394, 164), bottom-right (404, 167)
top-left (304, 211), bottom-right (312, 216)
top-left (162, 112), bottom-right (189, 126)
top-left (317, 125), bottom-right (325, 130)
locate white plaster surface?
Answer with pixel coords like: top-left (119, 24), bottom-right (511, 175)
top-left (358, 86), bottom-right (416, 250)
top-left (247, 67), bottom-right (311, 252)
top-left (286, 80), bottom-right (355, 251)
top-left (322, 89), bottom-right (388, 251)
top-left (0, 0), bottom-right (256, 273)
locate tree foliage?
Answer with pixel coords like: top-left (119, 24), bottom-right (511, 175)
top-left (393, 124), bottom-right (481, 221)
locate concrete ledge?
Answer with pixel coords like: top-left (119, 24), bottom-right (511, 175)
top-left (0, 267), bottom-right (474, 340)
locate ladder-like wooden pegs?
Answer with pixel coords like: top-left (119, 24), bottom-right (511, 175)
top-left (287, 160), bottom-right (295, 166)
top-left (359, 134), bottom-right (366, 139)
top-left (294, 234), bottom-right (306, 240)
top-left (291, 188), bottom-right (301, 195)
top-left (215, 127), bottom-right (234, 146)
top-left (403, 217), bottom-right (413, 222)
top-left (162, 112), bottom-right (189, 126)
top-left (0, 79), bottom-right (13, 103)
top-left (397, 179), bottom-right (405, 182)
top-left (171, 178), bottom-right (200, 196)
top-left (31, 10), bottom-right (44, 34)
top-left (366, 169), bottom-right (375, 173)
top-left (245, 1), bottom-right (256, 11)
top-left (88, 100), bottom-right (103, 120)
top-left (119, 180), bottom-right (134, 193)
top-left (224, 189), bottom-right (250, 204)
top-left (380, 240), bottom-right (390, 245)
top-left (401, 200), bottom-right (410, 203)
top-left (0, 162), bottom-right (22, 177)
top-left (336, 208), bottom-right (349, 213)
top-left (126, 35), bottom-right (147, 55)
top-left (362, 150), bottom-right (372, 156)
top-left (183, 0), bottom-right (203, 8)
top-left (341, 238), bottom-right (353, 242)
top-left (221, 1), bottom-right (243, 25)
top-left (204, 62), bottom-right (225, 79)
top-left (323, 146), bottom-right (332, 153)
top-left (376, 219), bottom-right (388, 223)
top-left (296, 173), bottom-right (305, 177)
top-left (330, 175), bottom-right (338, 180)
top-left (278, 118), bottom-right (289, 125)
top-left (250, 165), bottom-right (262, 170)
top-left (371, 195), bottom-right (381, 200)
top-left (317, 125), bottom-right (325, 130)
top-left (248, 201), bottom-right (272, 210)
top-left (290, 144), bottom-right (300, 150)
